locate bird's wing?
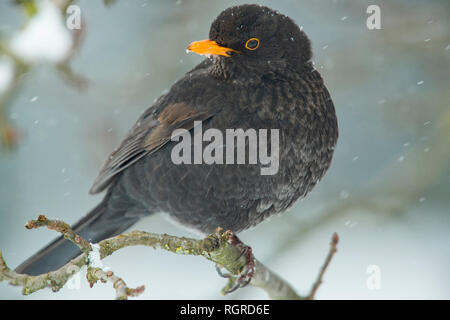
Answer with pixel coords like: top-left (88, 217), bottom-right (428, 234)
top-left (89, 102), bottom-right (214, 194)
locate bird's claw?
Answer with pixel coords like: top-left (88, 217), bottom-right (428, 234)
top-left (215, 264), bottom-right (232, 278)
top-left (220, 230), bottom-right (255, 294)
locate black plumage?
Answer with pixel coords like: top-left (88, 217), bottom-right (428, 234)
top-left (16, 4), bottom-right (338, 276)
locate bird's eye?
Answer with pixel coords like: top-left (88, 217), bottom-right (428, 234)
top-left (245, 38), bottom-right (260, 50)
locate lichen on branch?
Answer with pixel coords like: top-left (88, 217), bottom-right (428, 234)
top-left (0, 215), bottom-right (338, 299)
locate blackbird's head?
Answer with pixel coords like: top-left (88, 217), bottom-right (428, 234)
top-left (188, 4), bottom-right (312, 79)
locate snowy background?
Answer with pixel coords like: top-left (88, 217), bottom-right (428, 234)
top-left (0, 0), bottom-right (449, 299)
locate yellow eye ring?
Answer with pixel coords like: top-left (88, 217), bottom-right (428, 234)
top-left (245, 38), bottom-right (260, 50)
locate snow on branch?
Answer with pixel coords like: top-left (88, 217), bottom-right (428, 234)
top-left (0, 215), bottom-right (338, 300)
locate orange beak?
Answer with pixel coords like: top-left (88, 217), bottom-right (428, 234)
top-left (187, 39), bottom-right (237, 57)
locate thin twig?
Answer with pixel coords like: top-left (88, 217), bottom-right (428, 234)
top-left (86, 267), bottom-right (145, 300)
top-left (25, 214), bottom-right (91, 254)
top-left (304, 232), bottom-right (339, 300)
top-left (1, 215), bottom-right (146, 299)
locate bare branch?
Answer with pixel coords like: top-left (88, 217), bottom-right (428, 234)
top-left (25, 214), bottom-right (92, 254)
top-left (304, 232), bottom-right (339, 300)
top-left (0, 215), bottom-right (339, 299)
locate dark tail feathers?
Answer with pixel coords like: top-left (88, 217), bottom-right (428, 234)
top-left (14, 192), bottom-right (140, 276)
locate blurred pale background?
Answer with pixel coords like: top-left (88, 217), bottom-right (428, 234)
top-left (0, 0), bottom-right (449, 299)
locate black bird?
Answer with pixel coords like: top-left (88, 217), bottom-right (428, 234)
top-left (16, 4), bottom-right (338, 279)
